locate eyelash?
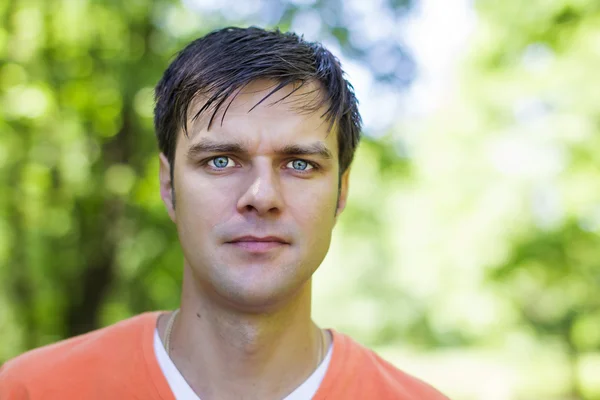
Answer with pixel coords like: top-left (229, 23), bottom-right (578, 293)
top-left (286, 159), bottom-right (318, 174)
top-left (205, 156), bottom-right (237, 170)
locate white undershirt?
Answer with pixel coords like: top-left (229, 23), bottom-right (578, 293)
top-left (153, 328), bottom-right (333, 400)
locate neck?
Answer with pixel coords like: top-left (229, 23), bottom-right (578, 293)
top-left (159, 264), bottom-right (325, 400)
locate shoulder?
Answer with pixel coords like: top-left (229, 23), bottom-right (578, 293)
top-left (325, 330), bottom-right (449, 400)
top-left (0, 312), bottom-right (159, 397)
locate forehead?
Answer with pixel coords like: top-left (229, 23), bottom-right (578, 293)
top-left (182, 79), bottom-right (337, 148)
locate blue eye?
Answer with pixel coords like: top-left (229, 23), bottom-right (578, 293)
top-left (208, 156), bottom-right (233, 169)
top-left (293, 160), bottom-right (308, 170)
top-left (286, 159), bottom-right (314, 171)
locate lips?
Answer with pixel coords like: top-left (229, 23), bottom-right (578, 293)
top-left (229, 236), bottom-right (288, 243)
top-left (226, 236), bottom-right (290, 253)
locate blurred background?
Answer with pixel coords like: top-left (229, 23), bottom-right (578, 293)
top-left (1, 0), bottom-right (599, 398)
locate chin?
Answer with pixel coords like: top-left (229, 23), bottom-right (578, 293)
top-left (210, 268), bottom-right (312, 313)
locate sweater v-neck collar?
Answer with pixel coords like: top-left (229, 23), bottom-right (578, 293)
top-left (138, 311), bottom-right (346, 400)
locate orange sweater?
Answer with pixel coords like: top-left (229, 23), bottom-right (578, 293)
top-left (0, 312), bottom-right (448, 399)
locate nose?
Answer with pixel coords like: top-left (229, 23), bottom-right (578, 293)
top-left (236, 161), bottom-right (284, 216)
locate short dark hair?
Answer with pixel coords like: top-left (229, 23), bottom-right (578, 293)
top-left (154, 26), bottom-right (362, 175)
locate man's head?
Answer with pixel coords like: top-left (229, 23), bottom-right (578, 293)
top-left (154, 26), bottom-right (361, 183)
top-left (154, 27), bottom-right (362, 311)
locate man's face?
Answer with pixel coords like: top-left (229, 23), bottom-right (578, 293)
top-left (159, 80), bottom-right (350, 311)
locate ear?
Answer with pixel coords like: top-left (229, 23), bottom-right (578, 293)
top-left (159, 153), bottom-right (176, 223)
top-left (335, 167), bottom-right (351, 219)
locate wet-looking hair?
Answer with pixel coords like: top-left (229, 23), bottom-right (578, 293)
top-left (154, 26), bottom-right (362, 176)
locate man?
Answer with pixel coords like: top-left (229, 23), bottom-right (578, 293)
top-left (0, 27), bottom-right (447, 399)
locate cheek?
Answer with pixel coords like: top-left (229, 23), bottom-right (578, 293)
top-left (284, 179), bottom-right (338, 227)
top-left (174, 171), bottom-right (235, 229)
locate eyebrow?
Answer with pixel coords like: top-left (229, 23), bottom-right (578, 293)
top-left (187, 139), bottom-right (246, 159)
top-left (186, 138), bottom-right (333, 160)
top-left (279, 143), bottom-right (333, 159)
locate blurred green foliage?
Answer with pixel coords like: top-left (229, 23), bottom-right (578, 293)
top-left (471, 1), bottom-right (600, 398)
top-left (350, 0), bottom-right (600, 398)
top-left (1, 0), bottom-right (600, 399)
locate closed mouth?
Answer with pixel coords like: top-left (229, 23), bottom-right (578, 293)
top-left (226, 236), bottom-right (290, 252)
top-left (227, 236), bottom-right (289, 244)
